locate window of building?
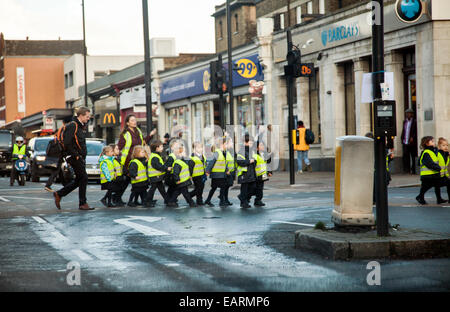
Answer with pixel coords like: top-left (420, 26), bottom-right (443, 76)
top-left (94, 71), bottom-right (107, 80)
top-left (307, 1), bottom-right (313, 14)
top-left (280, 13), bottom-right (285, 30)
top-left (219, 20), bottom-right (223, 39)
top-left (296, 6), bottom-right (302, 24)
top-left (237, 95), bottom-right (253, 128)
top-left (309, 68), bottom-right (321, 144)
top-left (319, 0), bottom-right (325, 14)
top-left (68, 71), bottom-right (74, 87)
top-left (344, 62), bottom-right (356, 135)
top-left (234, 13), bottom-right (239, 33)
top-left (64, 74), bottom-right (68, 89)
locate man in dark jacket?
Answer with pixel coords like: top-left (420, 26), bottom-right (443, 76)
top-left (53, 107), bottom-right (94, 210)
top-left (401, 108), bottom-right (418, 174)
top-left (236, 134), bottom-right (257, 209)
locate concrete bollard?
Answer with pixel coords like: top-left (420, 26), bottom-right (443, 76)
top-left (332, 136), bottom-right (375, 226)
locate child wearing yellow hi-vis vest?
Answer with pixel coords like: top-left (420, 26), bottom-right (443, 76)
top-left (111, 144), bottom-right (127, 206)
top-left (167, 143), bottom-right (196, 208)
top-left (127, 146), bottom-right (149, 207)
top-left (249, 141), bottom-right (272, 206)
top-left (205, 138), bottom-right (228, 207)
top-left (146, 141), bottom-right (172, 208)
top-left (236, 134), bottom-right (257, 209)
top-left (99, 145), bottom-right (119, 207)
top-left (164, 140), bottom-right (180, 204)
top-left (222, 137), bottom-right (236, 206)
top-left (435, 137), bottom-right (450, 203)
top-left (416, 136), bottom-right (442, 205)
top-left (189, 142), bottom-right (207, 205)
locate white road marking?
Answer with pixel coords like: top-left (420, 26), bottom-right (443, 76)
top-left (2, 196), bottom-right (53, 201)
top-left (0, 196), bottom-right (10, 202)
top-left (32, 216), bottom-right (47, 224)
top-left (271, 220), bottom-right (315, 227)
top-left (165, 263), bottom-right (180, 267)
top-left (114, 216), bottom-right (169, 236)
top-left (72, 249), bottom-right (93, 261)
top-left (52, 230), bottom-right (68, 241)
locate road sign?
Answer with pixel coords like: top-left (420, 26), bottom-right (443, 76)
top-left (395, 0), bottom-right (424, 23)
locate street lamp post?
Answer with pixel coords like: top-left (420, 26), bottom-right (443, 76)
top-left (142, 0), bottom-right (153, 136)
top-left (81, 0), bottom-right (88, 107)
top-left (226, 0), bottom-right (234, 126)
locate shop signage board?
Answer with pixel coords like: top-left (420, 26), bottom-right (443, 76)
top-left (160, 54), bottom-right (264, 103)
top-left (99, 110), bottom-right (119, 127)
top-left (16, 67), bottom-right (26, 113)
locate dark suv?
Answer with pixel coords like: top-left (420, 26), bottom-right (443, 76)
top-left (0, 130), bottom-right (14, 176)
top-left (28, 136), bottom-right (59, 182)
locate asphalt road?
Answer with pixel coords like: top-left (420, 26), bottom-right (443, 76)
top-left (0, 177), bottom-right (449, 291)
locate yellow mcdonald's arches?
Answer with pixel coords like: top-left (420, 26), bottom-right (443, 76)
top-left (103, 113), bottom-right (116, 124)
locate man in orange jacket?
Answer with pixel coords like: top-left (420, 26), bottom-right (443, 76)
top-left (292, 120), bottom-right (312, 173)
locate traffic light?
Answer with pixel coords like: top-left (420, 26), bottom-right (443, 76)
top-left (210, 59), bottom-right (226, 95)
top-left (284, 48), bottom-right (314, 78)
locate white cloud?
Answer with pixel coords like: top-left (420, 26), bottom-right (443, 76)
top-left (0, 0), bottom-right (225, 55)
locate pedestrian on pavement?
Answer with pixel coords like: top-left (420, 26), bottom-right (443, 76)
top-left (117, 114), bottom-right (156, 203)
top-left (146, 140), bottom-right (171, 208)
top-left (436, 137), bottom-right (450, 203)
top-left (162, 133), bottom-right (171, 159)
top-left (45, 116), bottom-right (73, 192)
top-left (416, 136), bottom-right (442, 205)
top-left (99, 145), bottom-right (120, 207)
top-left (10, 136), bottom-right (30, 186)
top-left (53, 107), bottom-right (94, 210)
top-left (204, 138), bottom-right (228, 207)
top-left (236, 134), bottom-right (257, 209)
top-left (401, 108), bottom-right (418, 174)
top-left (127, 146), bottom-right (149, 207)
top-left (293, 121), bottom-right (312, 174)
top-left (111, 144), bottom-right (126, 206)
top-left (250, 140), bottom-right (272, 207)
top-left (167, 143), bottom-right (196, 208)
top-left (189, 141), bottom-right (207, 206)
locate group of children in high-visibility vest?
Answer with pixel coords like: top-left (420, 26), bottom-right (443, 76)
top-left (98, 134), bottom-right (271, 208)
top-left (416, 136), bottom-right (450, 205)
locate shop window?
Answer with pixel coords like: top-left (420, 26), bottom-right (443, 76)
top-left (237, 95), bottom-right (252, 128)
top-left (193, 103), bottom-right (202, 143)
top-left (309, 68), bottom-right (321, 144)
top-left (296, 6), bottom-right (302, 24)
top-left (203, 101), bottom-right (211, 128)
top-left (344, 62), bottom-right (356, 135)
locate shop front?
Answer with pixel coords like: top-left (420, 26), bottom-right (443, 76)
top-left (159, 50), bottom-right (265, 153)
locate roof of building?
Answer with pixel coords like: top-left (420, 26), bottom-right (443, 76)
top-left (212, 0), bottom-right (256, 17)
top-left (4, 39), bottom-right (84, 56)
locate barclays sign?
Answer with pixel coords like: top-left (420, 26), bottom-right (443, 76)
top-left (321, 22), bottom-right (360, 47)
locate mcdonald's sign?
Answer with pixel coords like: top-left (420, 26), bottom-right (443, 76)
top-left (100, 110), bottom-right (119, 127)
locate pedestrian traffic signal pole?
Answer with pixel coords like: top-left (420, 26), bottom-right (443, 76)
top-left (142, 0), bottom-right (153, 136)
top-left (286, 29), bottom-right (296, 185)
top-left (226, 0), bottom-right (234, 126)
top-left (372, 0), bottom-right (389, 237)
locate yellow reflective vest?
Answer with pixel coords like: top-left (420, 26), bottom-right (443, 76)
top-left (212, 150), bottom-right (226, 173)
top-left (174, 159), bottom-right (190, 184)
top-left (437, 152), bottom-right (449, 178)
top-left (12, 144), bottom-right (26, 160)
top-left (100, 158), bottom-right (116, 184)
top-left (120, 128), bottom-right (144, 166)
top-left (148, 153), bottom-right (165, 178)
top-left (420, 149), bottom-right (440, 177)
top-left (254, 153), bottom-right (267, 177)
top-left (113, 158), bottom-right (122, 177)
top-left (129, 159), bottom-right (148, 184)
top-left (226, 151), bottom-right (235, 173)
top-left (191, 154), bottom-right (206, 177)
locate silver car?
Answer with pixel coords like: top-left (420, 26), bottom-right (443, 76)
top-left (85, 139), bottom-right (105, 182)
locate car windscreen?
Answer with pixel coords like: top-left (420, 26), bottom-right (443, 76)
top-left (86, 142), bottom-right (104, 156)
top-left (0, 132), bottom-right (12, 149)
top-left (34, 139), bottom-right (52, 152)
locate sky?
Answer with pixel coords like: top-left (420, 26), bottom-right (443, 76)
top-left (0, 0), bottom-right (225, 55)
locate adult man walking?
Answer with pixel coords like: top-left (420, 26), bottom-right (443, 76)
top-left (293, 121), bottom-right (311, 173)
top-left (53, 107), bottom-right (94, 210)
top-left (401, 108), bottom-right (418, 174)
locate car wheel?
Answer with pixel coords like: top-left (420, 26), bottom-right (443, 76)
top-left (31, 162), bottom-right (40, 182)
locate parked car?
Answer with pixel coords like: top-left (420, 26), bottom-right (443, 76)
top-left (28, 136), bottom-right (59, 182)
top-left (0, 130), bottom-right (14, 176)
top-left (85, 139), bottom-right (105, 182)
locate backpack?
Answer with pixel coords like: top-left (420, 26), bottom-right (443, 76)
top-left (46, 121), bottom-right (81, 158)
top-left (305, 129), bottom-right (315, 145)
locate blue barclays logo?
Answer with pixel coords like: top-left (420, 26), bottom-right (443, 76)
top-left (400, 0), bottom-right (420, 19)
top-left (321, 23), bottom-right (360, 46)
